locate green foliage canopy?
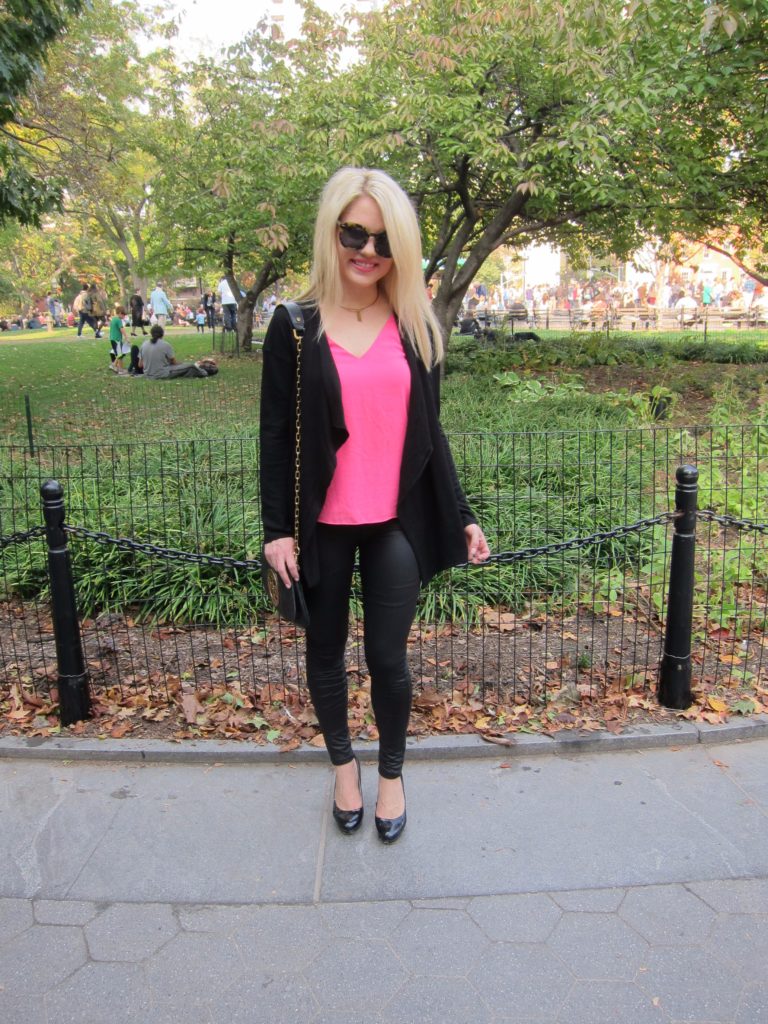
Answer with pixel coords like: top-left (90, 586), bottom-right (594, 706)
top-left (150, 5), bottom-right (351, 345)
top-left (326, 0), bottom-right (768, 339)
top-left (0, 0), bottom-right (85, 225)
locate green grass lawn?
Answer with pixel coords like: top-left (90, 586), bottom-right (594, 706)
top-left (3, 324), bottom-right (768, 447)
top-left (1, 327), bottom-right (264, 445)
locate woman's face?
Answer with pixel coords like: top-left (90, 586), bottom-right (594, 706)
top-left (335, 194), bottom-right (393, 294)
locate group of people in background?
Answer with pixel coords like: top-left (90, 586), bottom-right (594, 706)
top-left (461, 274), bottom-right (767, 321)
top-left (107, 310), bottom-right (215, 380)
top-left (4, 270), bottom-right (766, 339)
top-left (0, 279), bottom-right (247, 335)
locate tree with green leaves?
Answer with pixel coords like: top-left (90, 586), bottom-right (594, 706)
top-left (0, 0), bottom-right (86, 226)
top-left (151, 7), bottom-right (348, 348)
top-left (0, 215), bottom-right (106, 313)
top-left (326, 0), bottom-right (768, 342)
top-left (11, 0), bottom-right (177, 299)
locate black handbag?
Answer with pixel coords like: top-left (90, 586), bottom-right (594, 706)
top-left (261, 558), bottom-right (309, 627)
top-left (261, 301), bottom-right (310, 628)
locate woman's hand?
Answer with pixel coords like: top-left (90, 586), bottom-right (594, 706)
top-left (464, 523), bottom-right (491, 564)
top-left (264, 536), bottom-right (299, 588)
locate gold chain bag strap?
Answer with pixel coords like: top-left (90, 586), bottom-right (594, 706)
top-left (261, 301), bottom-right (310, 627)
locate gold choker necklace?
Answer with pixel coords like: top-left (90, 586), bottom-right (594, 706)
top-left (340, 294), bottom-right (379, 322)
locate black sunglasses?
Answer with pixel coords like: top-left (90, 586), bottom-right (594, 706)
top-left (337, 221), bottom-right (392, 259)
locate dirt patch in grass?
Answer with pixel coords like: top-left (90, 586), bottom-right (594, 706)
top-left (566, 362), bottom-right (766, 425)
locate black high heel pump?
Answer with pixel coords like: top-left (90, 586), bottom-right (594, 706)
top-left (332, 756), bottom-right (364, 835)
top-left (375, 775), bottom-right (406, 844)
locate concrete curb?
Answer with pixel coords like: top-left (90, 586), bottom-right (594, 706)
top-left (0, 717), bottom-right (766, 764)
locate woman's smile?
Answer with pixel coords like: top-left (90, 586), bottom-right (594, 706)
top-left (350, 257), bottom-right (378, 272)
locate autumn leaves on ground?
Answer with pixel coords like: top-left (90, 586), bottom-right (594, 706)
top-left (2, 609), bottom-right (766, 749)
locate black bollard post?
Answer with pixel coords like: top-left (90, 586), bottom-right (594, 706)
top-left (658, 465), bottom-right (698, 710)
top-left (40, 480), bottom-right (91, 725)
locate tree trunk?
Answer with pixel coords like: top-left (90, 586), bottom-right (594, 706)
top-left (432, 288), bottom-right (465, 348)
top-left (237, 262), bottom-right (281, 352)
top-left (237, 294), bottom-right (255, 351)
top-left (108, 259), bottom-right (128, 305)
top-left (132, 274), bottom-right (149, 299)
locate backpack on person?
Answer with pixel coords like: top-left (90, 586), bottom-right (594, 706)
top-left (83, 294), bottom-right (94, 315)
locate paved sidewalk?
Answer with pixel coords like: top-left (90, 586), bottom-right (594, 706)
top-left (1, 739), bottom-right (767, 1023)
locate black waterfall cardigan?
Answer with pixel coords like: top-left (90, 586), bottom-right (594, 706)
top-left (259, 303), bottom-right (477, 590)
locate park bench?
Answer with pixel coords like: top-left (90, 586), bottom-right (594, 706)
top-left (616, 306), bottom-right (659, 330)
top-left (721, 308), bottom-right (754, 329)
top-left (700, 308), bottom-right (723, 331)
top-left (540, 309), bottom-right (571, 330)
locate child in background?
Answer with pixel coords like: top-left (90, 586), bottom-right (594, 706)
top-left (195, 306), bottom-right (206, 333)
top-left (109, 305), bottom-right (129, 374)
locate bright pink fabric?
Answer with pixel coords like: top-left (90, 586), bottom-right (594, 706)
top-left (318, 315), bottom-right (411, 525)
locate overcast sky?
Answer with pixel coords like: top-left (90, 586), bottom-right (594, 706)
top-left (166, 0), bottom-right (359, 56)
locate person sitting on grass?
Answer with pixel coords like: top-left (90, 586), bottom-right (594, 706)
top-left (109, 305), bottom-right (129, 374)
top-left (138, 324), bottom-right (209, 379)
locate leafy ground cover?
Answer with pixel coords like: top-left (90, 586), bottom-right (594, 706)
top-left (2, 329), bottom-right (766, 633)
top-left (2, 610), bottom-right (766, 746)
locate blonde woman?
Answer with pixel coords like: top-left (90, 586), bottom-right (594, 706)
top-left (260, 167), bottom-right (489, 844)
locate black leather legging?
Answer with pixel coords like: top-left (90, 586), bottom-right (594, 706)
top-left (305, 520), bottom-right (420, 779)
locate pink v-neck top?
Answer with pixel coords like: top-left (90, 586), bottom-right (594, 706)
top-left (318, 315), bottom-right (411, 525)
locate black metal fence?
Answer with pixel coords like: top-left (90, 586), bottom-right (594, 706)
top-left (1, 425), bottom-right (766, 724)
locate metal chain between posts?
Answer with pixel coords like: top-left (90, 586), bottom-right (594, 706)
top-left (61, 513), bottom-right (675, 573)
top-left (63, 525), bottom-right (261, 572)
top-left (0, 525), bottom-right (46, 552)
top-left (485, 512), bottom-right (675, 565)
top-left (697, 510), bottom-right (768, 537)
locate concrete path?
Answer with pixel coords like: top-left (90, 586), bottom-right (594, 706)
top-left (1, 739), bottom-right (767, 1022)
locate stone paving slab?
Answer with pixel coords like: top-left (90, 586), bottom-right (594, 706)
top-left (0, 761), bottom-right (324, 902)
top-left (0, 882), bottom-right (766, 1024)
top-left (321, 743), bottom-right (768, 902)
top-left (2, 742), bottom-right (767, 905)
top-left (1, 740), bottom-right (767, 1023)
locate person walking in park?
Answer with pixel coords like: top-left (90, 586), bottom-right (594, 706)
top-left (139, 324), bottom-right (209, 379)
top-left (88, 283), bottom-right (107, 338)
top-left (73, 284), bottom-right (98, 337)
top-left (45, 292), bottom-right (61, 327)
top-left (260, 167), bottom-right (490, 844)
top-left (217, 275), bottom-right (238, 332)
top-left (202, 290), bottom-right (216, 328)
top-left (130, 288), bottom-right (148, 337)
top-left (149, 282), bottom-right (173, 326)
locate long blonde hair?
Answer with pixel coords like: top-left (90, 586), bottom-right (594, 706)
top-left (301, 167), bottom-right (443, 366)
